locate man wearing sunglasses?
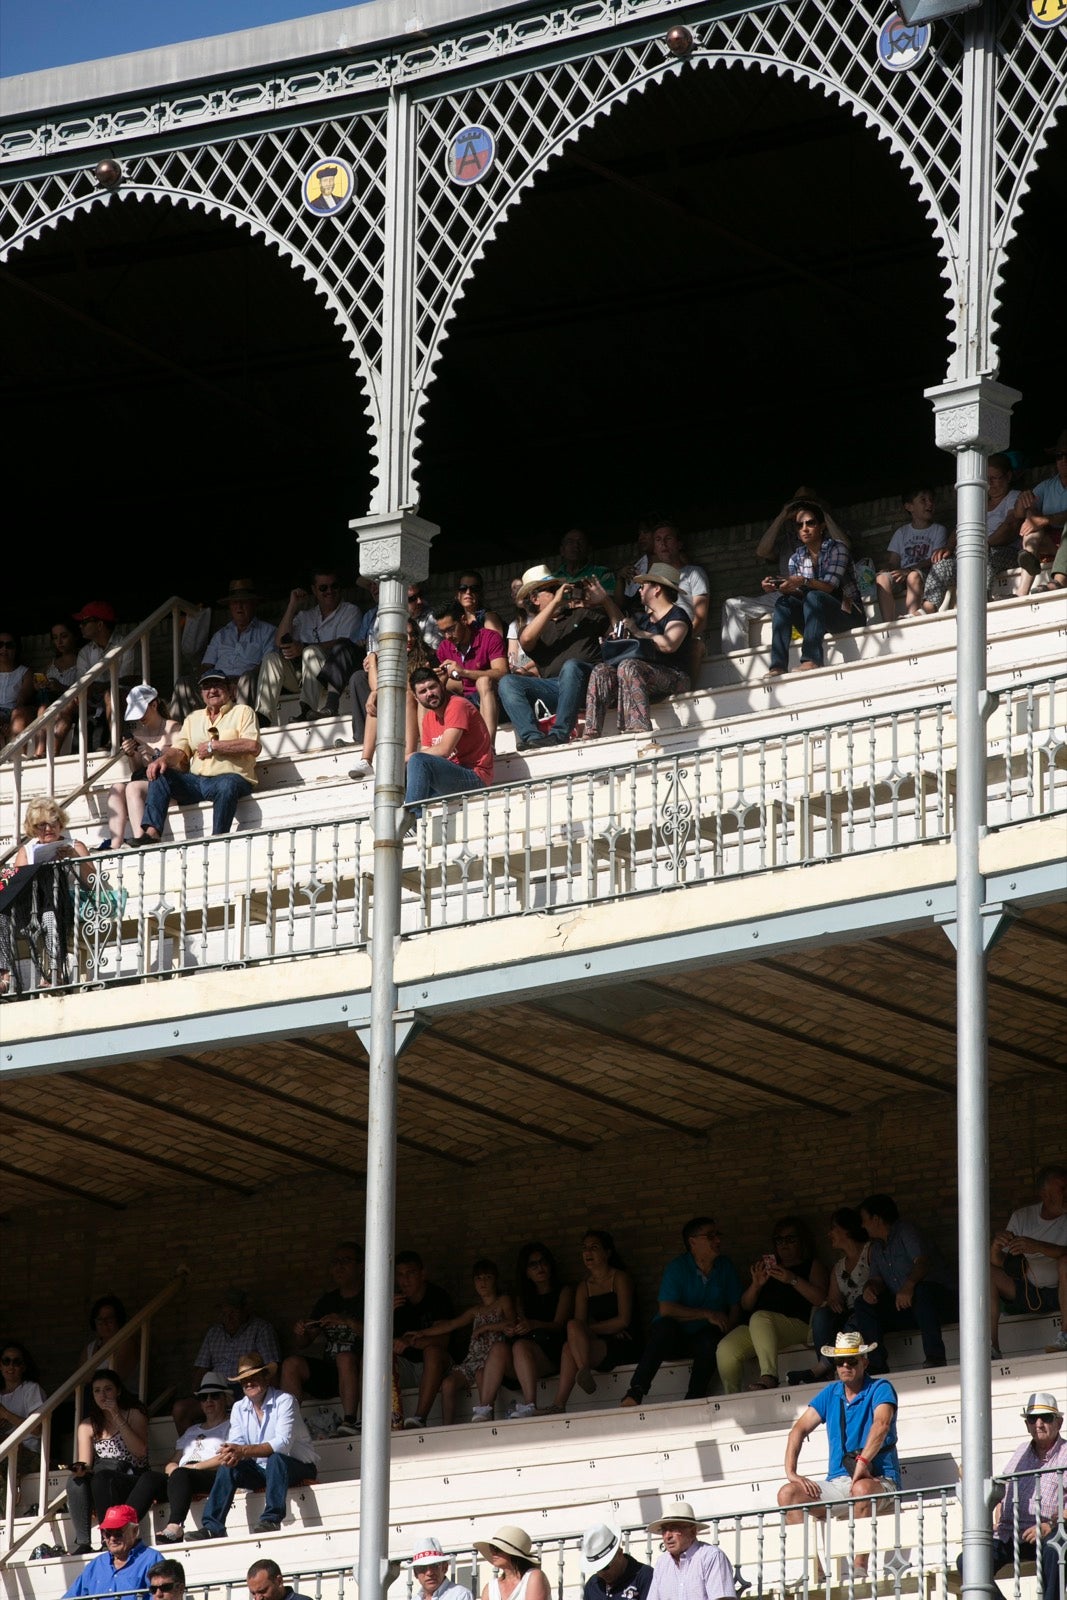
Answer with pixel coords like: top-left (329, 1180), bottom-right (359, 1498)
top-left (146, 1561), bottom-right (187, 1600)
top-left (135, 668), bottom-right (261, 842)
top-left (62, 1503), bottom-right (161, 1596)
top-left (958, 1392), bottom-right (1066, 1600)
top-left (777, 1330), bottom-right (899, 1521)
top-left (260, 568), bottom-right (363, 723)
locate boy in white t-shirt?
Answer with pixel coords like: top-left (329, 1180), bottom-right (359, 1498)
top-left (876, 488), bottom-right (948, 621)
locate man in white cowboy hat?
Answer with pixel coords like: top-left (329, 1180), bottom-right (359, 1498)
top-left (498, 565), bottom-right (623, 751)
top-left (409, 1534), bottom-right (473, 1600)
top-left (581, 1523), bottom-right (653, 1600)
top-left (187, 1350), bottom-right (319, 1539)
top-left (777, 1330), bottom-right (899, 1521)
top-left (645, 1501), bottom-right (735, 1600)
top-left (957, 1392), bottom-right (1066, 1600)
top-left (172, 579), bottom-right (277, 722)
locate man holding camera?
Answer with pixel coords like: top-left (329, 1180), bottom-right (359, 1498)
top-left (777, 1330), bottom-right (900, 1521)
top-left (499, 563), bottom-right (623, 751)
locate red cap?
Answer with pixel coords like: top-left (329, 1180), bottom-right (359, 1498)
top-left (99, 1504), bottom-right (139, 1531)
top-left (73, 600), bottom-right (116, 623)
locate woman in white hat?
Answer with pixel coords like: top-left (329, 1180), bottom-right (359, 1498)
top-left (584, 565), bottom-right (691, 738)
top-left (106, 686), bottom-right (179, 849)
top-left (474, 1526), bottom-right (549, 1600)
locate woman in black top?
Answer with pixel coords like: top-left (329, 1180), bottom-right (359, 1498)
top-left (501, 1242), bottom-right (574, 1419)
top-left (584, 563), bottom-right (691, 737)
top-left (715, 1216), bottom-right (829, 1392)
top-left (547, 1229), bottom-right (638, 1413)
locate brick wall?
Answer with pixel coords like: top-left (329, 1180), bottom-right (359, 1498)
top-left (1, 1072), bottom-right (1059, 1400)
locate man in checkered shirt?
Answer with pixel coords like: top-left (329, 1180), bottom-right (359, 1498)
top-left (957, 1391), bottom-right (1066, 1600)
top-left (171, 1288), bottom-right (279, 1433)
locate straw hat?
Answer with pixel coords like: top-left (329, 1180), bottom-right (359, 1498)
top-left (819, 1329), bottom-right (878, 1360)
top-left (647, 1501), bottom-right (709, 1534)
top-left (581, 1524), bottom-right (623, 1575)
top-left (516, 565), bottom-right (561, 603)
top-left (228, 1349), bottom-right (277, 1383)
top-left (473, 1526), bottom-right (540, 1564)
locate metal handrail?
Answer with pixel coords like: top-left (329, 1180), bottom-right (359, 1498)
top-left (0, 596), bottom-right (204, 865)
top-left (0, 1265), bottom-right (190, 1563)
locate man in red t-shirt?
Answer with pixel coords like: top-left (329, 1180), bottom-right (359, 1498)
top-left (402, 667), bottom-right (494, 820)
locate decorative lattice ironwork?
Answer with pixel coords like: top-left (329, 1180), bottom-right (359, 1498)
top-left (410, 0), bottom-right (971, 454)
top-left (0, 110), bottom-right (389, 433)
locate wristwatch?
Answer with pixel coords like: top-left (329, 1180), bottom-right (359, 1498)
top-left (207, 740), bottom-right (214, 755)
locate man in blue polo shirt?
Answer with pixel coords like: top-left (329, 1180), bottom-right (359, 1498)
top-left (777, 1331), bottom-right (900, 1521)
top-left (63, 1503), bottom-right (162, 1597)
top-left (621, 1216), bottom-right (742, 1406)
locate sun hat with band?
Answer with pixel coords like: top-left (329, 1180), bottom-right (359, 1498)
top-left (229, 1349), bottom-right (277, 1384)
top-left (99, 1504), bottom-right (140, 1532)
top-left (820, 1329), bottom-right (878, 1361)
top-left (636, 563), bottom-right (682, 595)
top-left (473, 1526), bottom-right (541, 1565)
top-left (647, 1501), bottom-right (709, 1534)
top-left (516, 565), bottom-right (562, 604)
top-left (581, 1524), bottom-right (623, 1575)
top-left (411, 1536), bottom-right (449, 1568)
top-left (195, 1369), bottom-right (233, 1398)
top-left (1021, 1392), bottom-right (1062, 1419)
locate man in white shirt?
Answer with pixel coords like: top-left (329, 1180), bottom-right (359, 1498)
top-left (991, 1164), bottom-right (1067, 1356)
top-left (645, 1502), bottom-right (735, 1600)
top-left (409, 1534), bottom-right (473, 1600)
top-left (259, 569), bottom-right (363, 724)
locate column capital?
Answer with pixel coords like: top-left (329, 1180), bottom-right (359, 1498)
top-left (351, 509), bottom-right (438, 581)
top-left (924, 378), bottom-right (1022, 455)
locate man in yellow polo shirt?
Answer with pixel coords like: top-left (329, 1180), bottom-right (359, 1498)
top-left (134, 668), bottom-right (261, 842)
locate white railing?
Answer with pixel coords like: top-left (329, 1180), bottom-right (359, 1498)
top-left (44, 1567), bottom-right (354, 1600)
top-left (1, 674), bottom-right (1062, 1000)
top-left (406, 672), bottom-right (1066, 932)
top-left (1, 1268), bottom-right (189, 1562)
top-left (0, 597), bottom-right (202, 864)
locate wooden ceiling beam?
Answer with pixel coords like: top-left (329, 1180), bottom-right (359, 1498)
top-left (0, 1157), bottom-right (126, 1210)
top-left (167, 1055), bottom-right (474, 1167)
top-left (643, 981), bottom-right (954, 1097)
top-left (296, 1039), bottom-right (594, 1152)
top-left (4, 1104), bottom-right (256, 1192)
top-left (874, 935), bottom-right (1067, 1011)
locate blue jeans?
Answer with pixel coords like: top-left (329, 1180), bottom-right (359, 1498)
top-left (199, 1452), bottom-right (316, 1532)
top-left (142, 770), bottom-right (253, 837)
top-left (848, 1281), bottom-right (956, 1369)
top-left (404, 753), bottom-right (485, 815)
top-left (498, 659), bottom-right (594, 745)
top-left (770, 591), bottom-right (863, 670)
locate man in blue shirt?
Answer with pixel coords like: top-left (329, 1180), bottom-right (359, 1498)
top-left (621, 1216), bottom-right (742, 1406)
top-left (186, 1351), bottom-right (318, 1538)
top-left (852, 1193), bottom-right (955, 1370)
top-left (63, 1503), bottom-right (162, 1598)
top-left (778, 1331), bottom-right (900, 1521)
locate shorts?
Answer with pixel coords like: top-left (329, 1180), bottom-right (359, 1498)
top-left (396, 1353), bottom-right (452, 1389)
top-left (818, 1476), bottom-right (899, 1510)
top-left (302, 1355), bottom-right (355, 1399)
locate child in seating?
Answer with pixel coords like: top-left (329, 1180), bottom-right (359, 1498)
top-left (405, 1260), bottom-right (515, 1425)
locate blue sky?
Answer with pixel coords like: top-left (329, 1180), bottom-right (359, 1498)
top-left (1, 0), bottom-right (361, 77)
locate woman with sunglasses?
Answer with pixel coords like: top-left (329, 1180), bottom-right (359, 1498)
top-left (1, 797), bottom-right (91, 995)
top-left (454, 572), bottom-right (505, 640)
top-left (584, 564), bottom-right (691, 738)
top-left (0, 1342), bottom-right (46, 1511)
top-left (66, 1368), bottom-right (151, 1555)
top-left (716, 1216), bottom-right (828, 1392)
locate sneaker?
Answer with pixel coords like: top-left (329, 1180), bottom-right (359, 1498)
top-left (575, 1368), bottom-right (597, 1395)
top-left (334, 1419), bottom-right (360, 1437)
top-left (508, 1402), bottom-right (537, 1419)
top-left (471, 1405), bottom-right (493, 1422)
top-left (1046, 1331), bottom-right (1067, 1352)
top-left (403, 1414), bottom-right (424, 1429)
top-left (252, 1520), bottom-right (280, 1535)
top-left (157, 1528), bottom-right (185, 1545)
top-left (185, 1528), bottom-right (225, 1541)
top-left (347, 760), bottom-right (373, 779)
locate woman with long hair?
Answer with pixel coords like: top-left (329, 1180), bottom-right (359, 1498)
top-left (66, 1369), bottom-right (151, 1555)
top-left (475, 1525), bottom-right (550, 1600)
top-left (546, 1229), bottom-right (639, 1413)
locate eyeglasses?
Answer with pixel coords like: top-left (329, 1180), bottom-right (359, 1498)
top-left (834, 1357), bottom-right (860, 1367)
top-left (207, 726), bottom-right (220, 738)
top-left (438, 624), bottom-right (457, 636)
top-left (34, 821), bottom-right (61, 832)
top-left (796, 518), bottom-right (820, 529)
top-left (1, 1355), bottom-right (25, 1365)
top-left (458, 583), bottom-right (481, 593)
top-left (150, 1583), bottom-right (178, 1592)
top-left (240, 1376), bottom-right (262, 1386)
top-left (774, 1234), bottom-right (799, 1245)
top-left (316, 582), bottom-right (341, 592)
top-left (102, 1528), bottom-right (131, 1539)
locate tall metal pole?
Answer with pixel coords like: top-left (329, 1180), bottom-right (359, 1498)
top-left (352, 77), bottom-right (437, 1600)
top-left (926, 14), bottom-right (1021, 1599)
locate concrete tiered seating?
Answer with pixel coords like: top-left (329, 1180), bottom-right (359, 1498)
top-left (5, 1318), bottom-right (1062, 1600)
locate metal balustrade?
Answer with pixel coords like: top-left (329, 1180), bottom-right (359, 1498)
top-left (1, 675), bottom-right (1062, 1000)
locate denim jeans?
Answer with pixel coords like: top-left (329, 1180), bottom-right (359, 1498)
top-left (770, 591), bottom-right (863, 670)
top-left (498, 659), bottom-right (594, 744)
top-left (140, 764), bottom-right (254, 832)
top-left (142, 770), bottom-right (254, 837)
top-left (199, 1452), bottom-right (316, 1532)
top-left (403, 753), bottom-right (485, 814)
top-left (848, 1281), bottom-right (956, 1369)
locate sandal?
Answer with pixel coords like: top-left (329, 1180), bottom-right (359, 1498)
top-left (747, 1375), bottom-right (780, 1391)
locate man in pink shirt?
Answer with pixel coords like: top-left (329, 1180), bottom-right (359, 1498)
top-left (402, 667), bottom-right (494, 823)
top-left (432, 603), bottom-right (506, 747)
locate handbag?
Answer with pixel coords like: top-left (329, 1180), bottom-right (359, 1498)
top-left (601, 636), bottom-right (657, 665)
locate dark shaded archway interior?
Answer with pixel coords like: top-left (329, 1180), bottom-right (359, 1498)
top-left (1, 65), bottom-right (1061, 629)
